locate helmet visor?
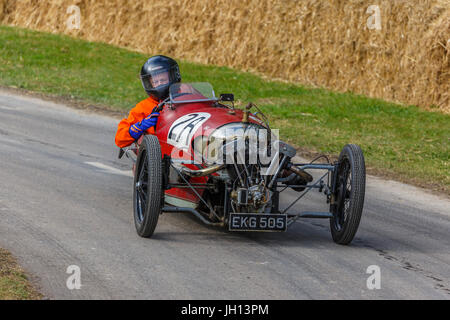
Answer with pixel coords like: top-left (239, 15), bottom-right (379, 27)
top-left (141, 65), bottom-right (179, 92)
top-left (150, 71), bottom-right (169, 88)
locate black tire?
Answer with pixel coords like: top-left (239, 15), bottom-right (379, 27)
top-left (330, 144), bottom-right (366, 245)
top-left (133, 135), bottom-right (163, 238)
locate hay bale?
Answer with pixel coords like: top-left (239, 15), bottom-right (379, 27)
top-left (0, 0), bottom-right (448, 112)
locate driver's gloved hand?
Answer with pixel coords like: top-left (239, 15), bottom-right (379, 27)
top-left (129, 112), bottom-right (160, 140)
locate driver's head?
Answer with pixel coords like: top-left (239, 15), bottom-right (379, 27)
top-left (140, 55), bottom-right (181, 101)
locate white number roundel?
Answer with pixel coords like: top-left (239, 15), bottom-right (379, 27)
top-left (167, 113), bottom-right (211, 150)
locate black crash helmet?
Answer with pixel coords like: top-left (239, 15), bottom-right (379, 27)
top-left (140, 55), bottom-right (181, 101)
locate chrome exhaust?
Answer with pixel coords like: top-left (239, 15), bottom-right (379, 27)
top-left (180, 164), bottom-right (226, 177)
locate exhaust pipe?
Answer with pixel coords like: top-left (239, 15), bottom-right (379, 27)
top-left (180, 164), bottom-right (226, 177)
top-left (288, 164), bottom-right (313, 182)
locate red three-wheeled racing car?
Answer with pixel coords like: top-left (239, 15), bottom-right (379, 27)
top-left (119, 82), bottom-right (366, 245)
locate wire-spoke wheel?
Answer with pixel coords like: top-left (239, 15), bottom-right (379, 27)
top-left (133, 135), bottom-right (163, 238)
top-left (330, 144), bottom-right (366, 245)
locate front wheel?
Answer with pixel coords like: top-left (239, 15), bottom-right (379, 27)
top-left (330, 144), bottom-right (366, 245)
top-left (133, 135), bottom-right (163, 238)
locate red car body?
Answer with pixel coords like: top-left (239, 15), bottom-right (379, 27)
top-left (139, 92), bottom-right (263, 207)
top-left (125, 83), bottom-right (366, 243)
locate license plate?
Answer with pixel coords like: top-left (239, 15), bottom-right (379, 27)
top-left (229, 213), bottom-right (287, 232)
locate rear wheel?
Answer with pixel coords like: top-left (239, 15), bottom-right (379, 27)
top-left (133, 135), bottom-right (163, 238)
top-left (330, 144), bottom-right (366, 245)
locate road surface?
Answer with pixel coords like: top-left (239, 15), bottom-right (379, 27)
top-left (0, 89), bottom-right (449, 299)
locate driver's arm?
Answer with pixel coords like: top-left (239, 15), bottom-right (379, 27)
top-left (115, 100), bottom-right (157, 148)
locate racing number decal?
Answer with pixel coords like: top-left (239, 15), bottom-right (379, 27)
top-left (167, 113), bottom-right (211, 150)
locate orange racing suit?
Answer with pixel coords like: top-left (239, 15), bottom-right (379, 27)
top-left (115, 97), bottom-right (159, 148)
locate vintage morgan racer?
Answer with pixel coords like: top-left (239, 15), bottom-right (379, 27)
top-left (119, 83), bottom-right (366, 245)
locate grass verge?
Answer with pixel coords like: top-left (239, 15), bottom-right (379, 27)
top-left (0, 25), bottom-right (448, 195)
top-left (0, 248), bottom-right (41, 300)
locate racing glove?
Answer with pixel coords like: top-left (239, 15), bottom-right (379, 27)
top-left (129, 112), bottom-right (160, 140)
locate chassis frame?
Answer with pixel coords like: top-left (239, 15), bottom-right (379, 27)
top-left (165, 161), bottom-right (338, 229)
top-left (122, 145), bottom-right (340, 230)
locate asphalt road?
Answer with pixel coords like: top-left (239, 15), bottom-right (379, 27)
top-left (0, 89), bottom-right (449, 300)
